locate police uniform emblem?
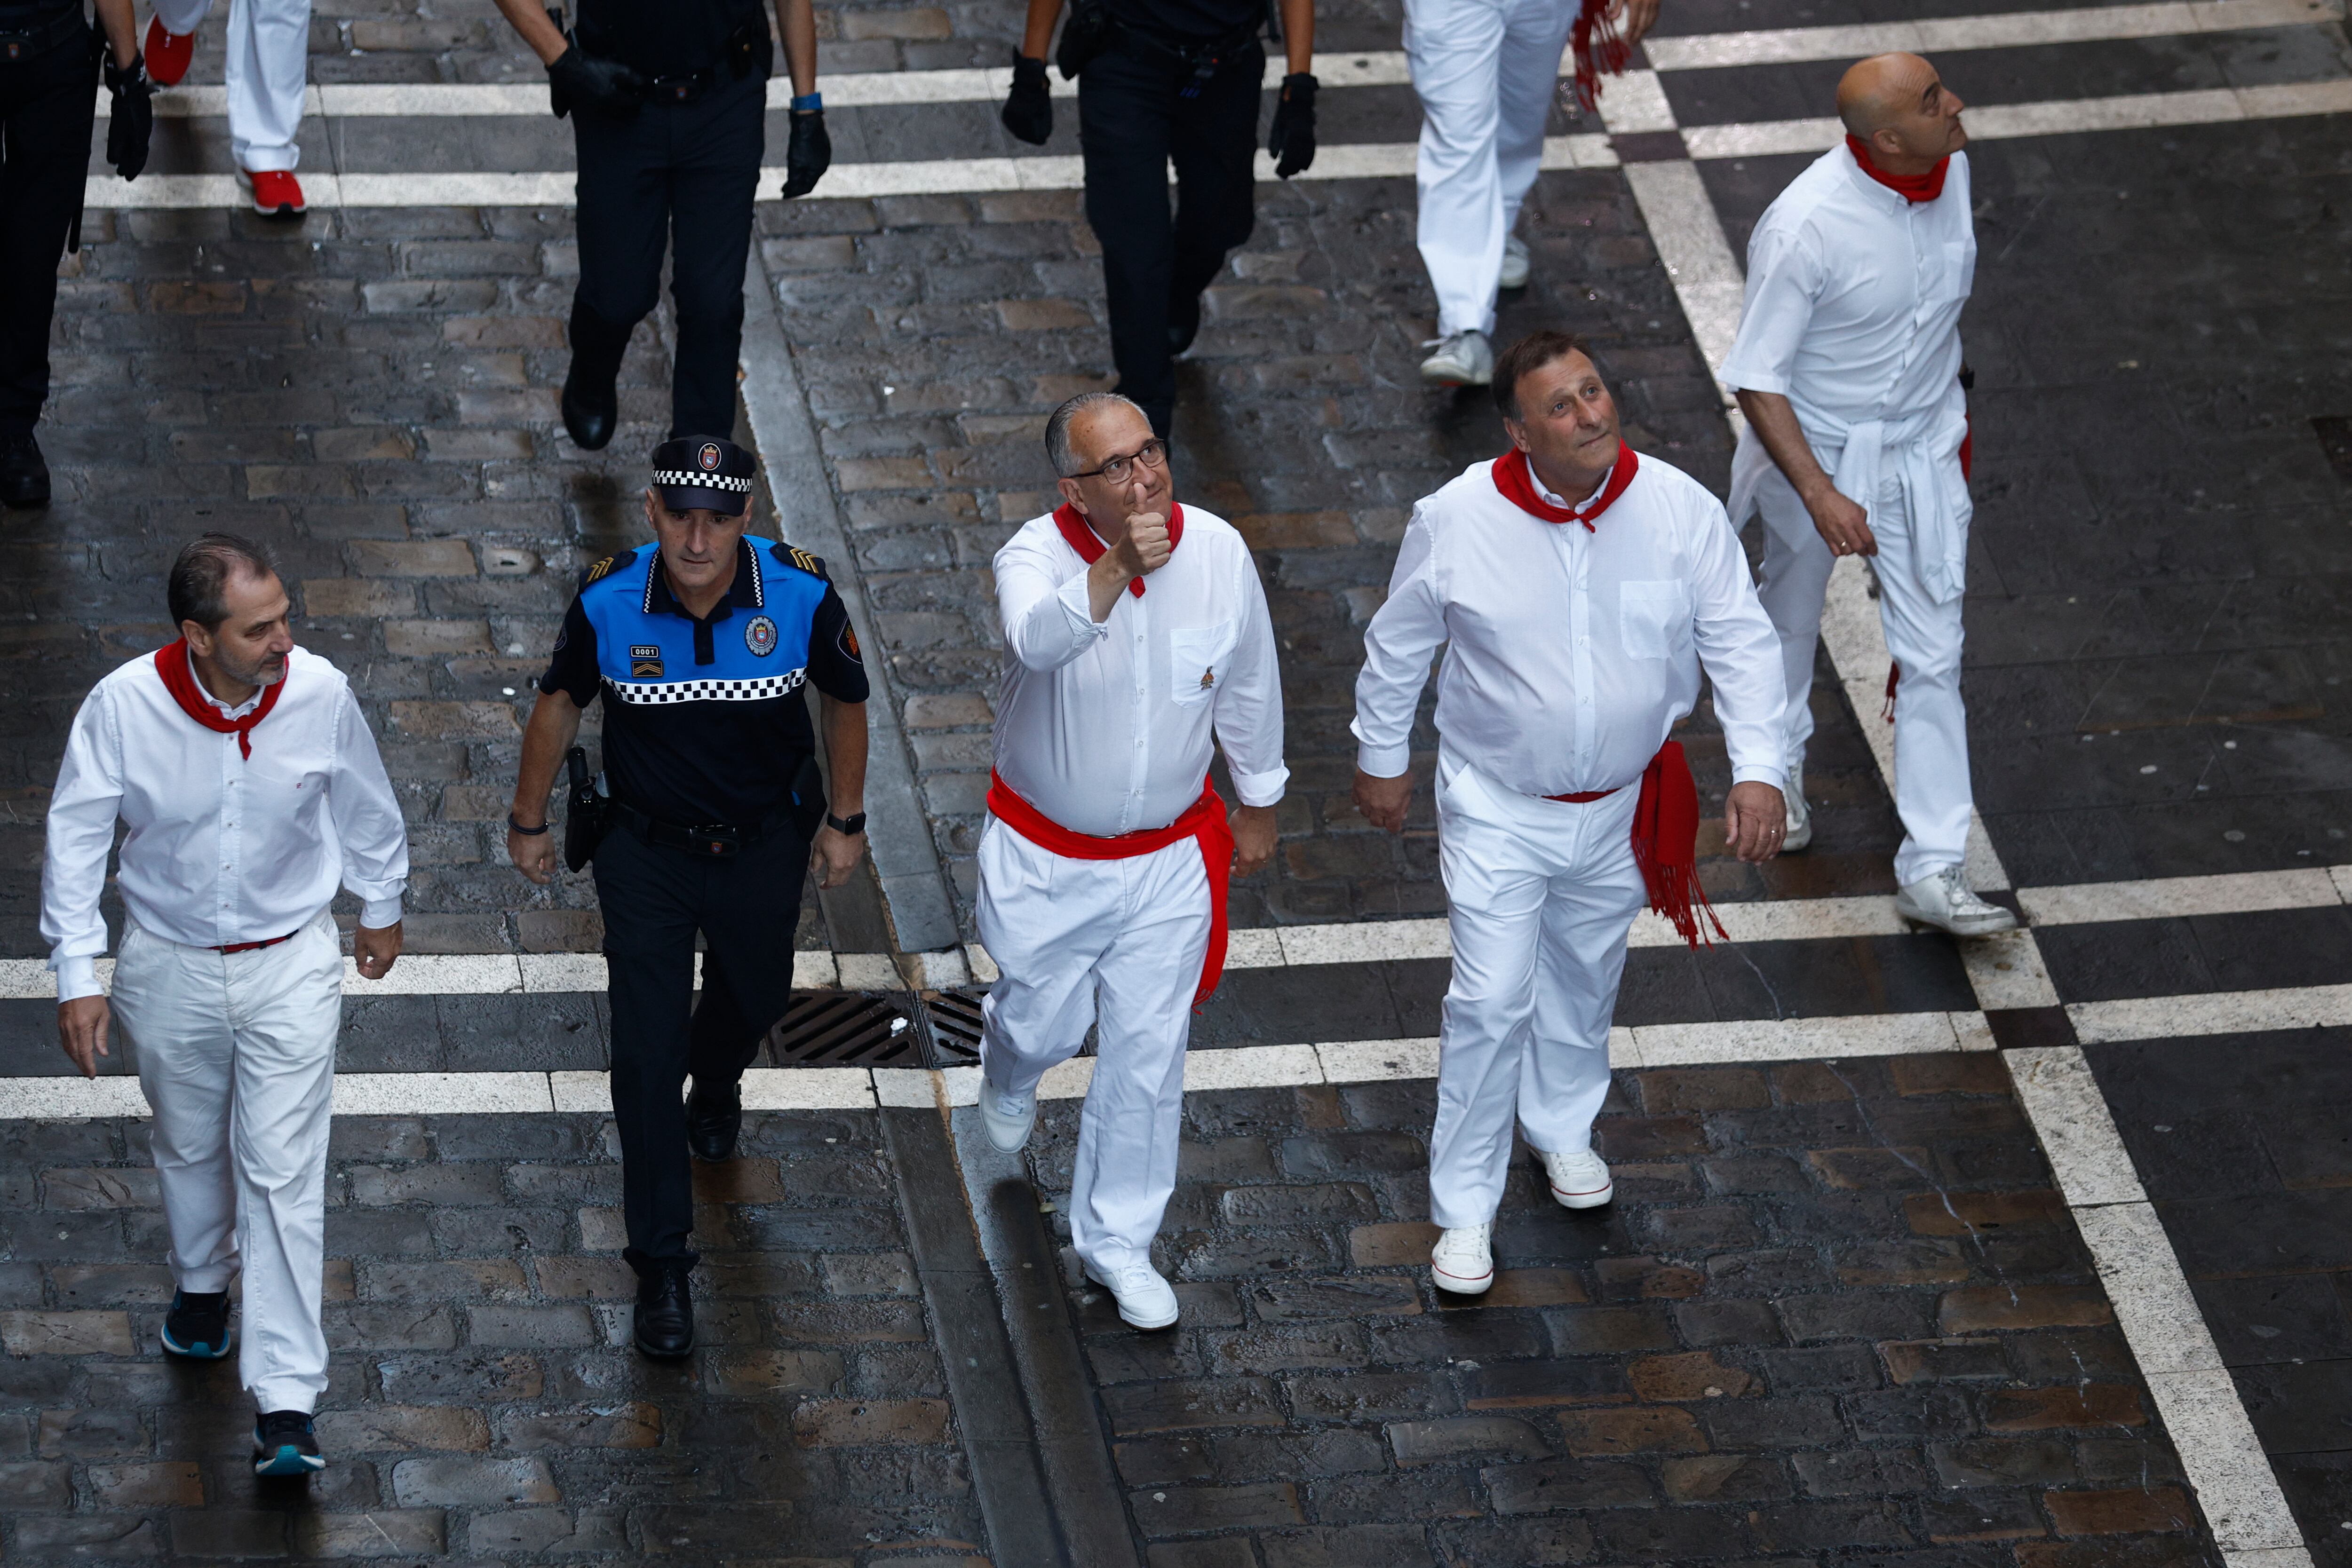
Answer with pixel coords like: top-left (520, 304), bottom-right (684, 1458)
top-left (698, 442), bottom-right (723, 472)
top-left (746, 616), bottom-right (778, 657)
top-left (630, 643), bottom-right (664, 679)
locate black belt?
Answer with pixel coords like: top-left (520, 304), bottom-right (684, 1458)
top-left (613, 800), bottom-right (794, 859)
top-left (0, 7), bottom-right (86, 62)
top-left (1121, 16), bottom-right (1264, 94)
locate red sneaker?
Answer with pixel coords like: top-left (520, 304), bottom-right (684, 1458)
top-left (242, 169), bottom-right (304, 216)
top-left (143, 15), bottom-right (194, 86)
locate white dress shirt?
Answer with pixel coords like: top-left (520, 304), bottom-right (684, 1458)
top-left (992, 506), bottom-right (1288, 837)
top-left (1353, 451), bottom-right (1787, 797)
top-left (42, 644), bottom-right (410, 1001)
top-left (1721, 143), bottom-right (1976, 601)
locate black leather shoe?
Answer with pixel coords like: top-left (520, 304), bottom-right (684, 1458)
top-left (0, 431), bottom-right (50, 508)
top-left (1167, 291), bottom-right (1201, 355)
top-left (560, 363), bottom-right (618, 451)
top-left (629, 1253), bottom-right (695, 1359)
top-left (685, 1077), bottom-right (743, 1162)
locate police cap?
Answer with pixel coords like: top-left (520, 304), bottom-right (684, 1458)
top-left (651, 435), bottom-right (756, 518)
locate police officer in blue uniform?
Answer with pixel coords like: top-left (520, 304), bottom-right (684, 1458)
top-left (506, 434), bottom-right (869, 1359)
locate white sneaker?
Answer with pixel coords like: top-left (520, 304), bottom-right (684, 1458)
top-left (1894, 865), bottom-right (2021, 937)
top-left (1419, 329), bottom-right (1493, 387)
top-left (1541, 1148), bottom-right (1613, 1209)
top-left (1499, 235), bottom-right (1531, 291)
top-left (976, 1076), bottom-right (1036, 1153)
top-left (1430, 1223), bottom-right (1494, 1295)
top-left (1782, 763), bottom-right (1812, 852)
top-left (1085, 1260), bottom-right (1180, 1330)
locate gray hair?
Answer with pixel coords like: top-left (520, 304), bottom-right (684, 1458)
top-left (167, 533), bottom-right (278, 631)
top-left (1044, 391), bottom-right (1148, 478)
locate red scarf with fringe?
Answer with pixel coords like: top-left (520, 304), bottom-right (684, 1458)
top-left (987, 771), bottom-right (1236, 1004)
top-left (1053, 503), bottom-right (1185, 597)
top-left (156, 639), bottom-right (283, 759)
top-left (1567, 0), bottom-right (1635, 111)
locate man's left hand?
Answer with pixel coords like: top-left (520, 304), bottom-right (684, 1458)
top-left (354, 921), bottom-right (404, 981)
top-left (1611, 0), bottom-right (1663, 48)
top-left (1231, 804), bottom-right (1278, 877)
top-left (1268, 74), bottom-right (1317, 178)
top-left (783, 109), bottom-right (831, 198)
top-left (1724, 781), bottom-right (1787, 863)
top-left (104, 53), bottom-right (154, 181)
top-left (811, 824), bottom-right (866, 890)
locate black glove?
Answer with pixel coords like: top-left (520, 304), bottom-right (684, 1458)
top-left (103, 51), bottom-right (154, 181)
top-left (1001, 51), bottom-right (1051, 145)
top-left (782, 108), bottom-right (831, 198)
top-left (547, 44), bottom-right (645, 119)
top-left (1268, 72), bottom-right (1316, 178)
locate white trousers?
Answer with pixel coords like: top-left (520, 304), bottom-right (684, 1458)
top-left (1428, 752), bottom-right (1644, 1229)
top-left (1406, 0), bottom-right (1576, 337)
top-left (1753, 464), bottom-right (1974, 886)
top-left (975, 820), bottom-right (1210, 1277)
top-left (151, 0), bottom-right (311, 170)
top-left (110, 907), bottom-right (340, 1413)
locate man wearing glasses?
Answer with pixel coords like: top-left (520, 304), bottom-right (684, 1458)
top-left (974, 391), bottom-right (1288, 1332)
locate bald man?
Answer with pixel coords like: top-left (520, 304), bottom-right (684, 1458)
top-left (1720, 54), bottom-right (2016, 937)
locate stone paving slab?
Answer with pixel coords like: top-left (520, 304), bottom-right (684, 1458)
top-left (1025, 1061), bottom-right (2218, 1566)
top-left (0, 1110), bottom-right (985, 1565)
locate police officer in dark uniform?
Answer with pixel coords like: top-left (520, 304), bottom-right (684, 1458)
top-left (492, 0), bottom-right (830, 453)
top-left (0, 0), bottom-right (148, 506)
top-left (506, 435), bottom-right (870, 1358)
top-left (999, 0), bottom-right (1317, 438)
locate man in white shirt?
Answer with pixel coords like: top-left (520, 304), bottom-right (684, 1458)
top-left (1411, 0), bottom-right (1661, 388)
top-left (42, 534), bottom-right (408, 1478)
top-left (1722, 53), bottom-right (2015, 937)
top-left (1353, 332), bottom-right (1786, 1295)
top-left (977, 392), bottom-right (1288, 1331)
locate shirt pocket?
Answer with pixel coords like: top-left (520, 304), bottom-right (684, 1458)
top-left (1617, 580), bottom-right (1691, 661)
top-left (1168, 619), bottom-right (1238, 707)
top-left (1940, 237), bottom-right (1977, 302)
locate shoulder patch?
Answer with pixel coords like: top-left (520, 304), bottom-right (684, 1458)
top-left (771, 542), bottom-right (829, 581)
top-left (578, 546), bottom-right (638, 589)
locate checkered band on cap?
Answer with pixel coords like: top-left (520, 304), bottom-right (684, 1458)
top-left (604, 669), bottom-right (808, 705)
top-left (651, 470), bottom-right (755, 494)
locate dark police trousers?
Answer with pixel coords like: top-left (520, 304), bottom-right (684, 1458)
top-left (0, 18), bottom-right (95, 437)
top-left (1078, 32), bottom-right (1262, 436)
top-left (571, 69), bottom-right (763, 442)
top-left (594, 813), bottom-right (804, 1264)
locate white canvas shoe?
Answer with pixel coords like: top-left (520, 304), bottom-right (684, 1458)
top-left (1086, 1260), bottom-right (1180, 1330)
top-left (1499, 235), bottom-right (1531, 290)
top-left (1430, 1222), bottom-right (1494, 1295)
top-left (1895, 865), bottom-right (2020, 936)
top-left (977, 1076), bottom-right (1036, 1153)
top-left (1782, 763), bottom-right (1812, 852)
top-left (1419, 329), bottom-right (1494, 387)
top-left (1541, 1148), bottom-right (1614, 1209)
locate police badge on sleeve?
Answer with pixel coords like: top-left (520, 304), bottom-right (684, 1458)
top-left (746, 616), bottom-right (778, 657)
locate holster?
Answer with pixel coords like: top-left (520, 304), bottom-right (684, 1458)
top-left (563, 746), bottom-right (611, 873)
top-left (1055, 0), bottom-right (1116, 79)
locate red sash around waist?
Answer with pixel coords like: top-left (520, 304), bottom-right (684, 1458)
top-left (1543, 741), bottom-right (1725, 950)
top-left (985, 771), bottom-right (1236, 1005)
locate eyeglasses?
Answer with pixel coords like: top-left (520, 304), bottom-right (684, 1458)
top-left (1069, 439), bottom-right (1168, 485)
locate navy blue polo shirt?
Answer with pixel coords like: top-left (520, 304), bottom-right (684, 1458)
top-left (540, 537), bottom-right (868, 828)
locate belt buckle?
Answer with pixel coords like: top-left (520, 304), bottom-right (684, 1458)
top-left (695, 826), bottom-right (740, 858)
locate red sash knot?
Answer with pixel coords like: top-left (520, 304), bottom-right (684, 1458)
top-left (156, 639), bottom-right (283, 759)
top-left (986, 771), bottom-right (1236, 1005)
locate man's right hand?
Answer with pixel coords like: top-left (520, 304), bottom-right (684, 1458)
top-left (1353, 768), bottom-right (1414, 835)
top-left (1804, 483), bottom-right (1878, 558)
top-left (510, 822), bottom-right (559, 886)
top-left (548, 46), bottom-right (646, 116)
top-left (1001, 52), bottom-right (1052, 144)
top-left (1113, 510), bottom-right (1174, 579)
top-left (58, 996), bottom-right (111, 1079)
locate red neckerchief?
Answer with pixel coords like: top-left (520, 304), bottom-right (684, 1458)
top-left (1052, 502), bottom-right (1187, 597)
top-left (1490, 444), bottom-right (1639, 532)
top-left (1846, 133), bottom-right (1948, 203)
top-left (155, 639), bottom-right (285, 759)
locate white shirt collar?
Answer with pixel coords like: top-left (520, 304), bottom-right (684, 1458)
top-left (1531, 461), bottom-right (1613, 512)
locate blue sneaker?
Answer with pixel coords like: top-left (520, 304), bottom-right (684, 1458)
top-left (252, 1410), bottom-right (325, 1477)
top-left (160, 1290), bottom-right (232, 1360)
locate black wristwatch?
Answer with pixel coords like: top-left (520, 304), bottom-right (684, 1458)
top-left (826, 812), bottom-right (866, 836)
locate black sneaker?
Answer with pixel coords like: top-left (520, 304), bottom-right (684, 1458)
top-left (0, 431), bottom-right (49, 509)
top-left (252, 1410), bottom-right (325, 1477)
top-left (685, 1076), bottom-right (743, 1162)
top-left (160, 1290), bottom-right (233, 1360)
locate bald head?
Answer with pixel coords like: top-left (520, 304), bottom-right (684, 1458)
top-left (1836, 52), bottom-right (1968, 171)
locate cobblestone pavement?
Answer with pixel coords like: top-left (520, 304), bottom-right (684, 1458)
top-left (0, 0), bottom-right (2348, 1558)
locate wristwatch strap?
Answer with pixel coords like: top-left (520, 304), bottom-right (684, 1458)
top-left (826, 812), bottom-right (866, 835)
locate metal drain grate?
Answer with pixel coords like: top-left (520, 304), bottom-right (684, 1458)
top-left (920, 990), bottom-right (986, 1068)
top-left (766, 992), bottom-right (922, 1068)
